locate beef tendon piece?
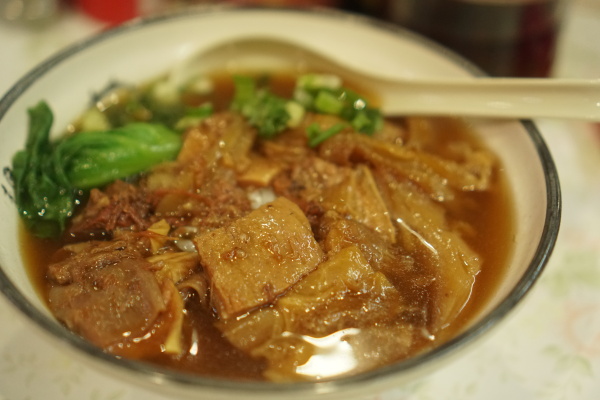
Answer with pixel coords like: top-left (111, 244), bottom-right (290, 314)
top-left (218, 245), bottom-right (416, 382)
top-left (321, 165), bottom-right (396, 243)
top-left (195, 196), bottom-right (325, 319)
top-left (236, 154), bottom-right (282, 187)
top-left (177, 112), bottom-right (256, 174)
top-left (48, 250), bottom-right (166, 349)
top-left (319, 131), bottom-right (493, 202)
top-left (374, 170), bottom-right (482, 331)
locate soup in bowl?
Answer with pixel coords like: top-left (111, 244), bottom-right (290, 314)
top-left (0, 5), bottom-right (560, 400)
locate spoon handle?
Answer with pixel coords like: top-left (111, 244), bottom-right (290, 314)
top-left (170, 36), bottom-right (599, 121)
top-left (377, 78), bottom-right (600, 121)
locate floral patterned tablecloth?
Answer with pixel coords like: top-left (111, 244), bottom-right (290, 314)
top-left (1, 2), bottom-right (599, 399)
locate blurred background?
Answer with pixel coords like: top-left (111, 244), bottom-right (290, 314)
top-left (0, 0), bottom-right (578, 78)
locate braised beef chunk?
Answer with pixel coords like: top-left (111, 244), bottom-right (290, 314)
top-left (48, 239), bottom-right (145, 285)
top-left (270, 156), bottom-right (347, 224)
top-left (47, 241), bottom-right (166, 348)
top-left (65, 180), bottom-right (155, 242)
top-left (195, 196), bottom-right (325, 319)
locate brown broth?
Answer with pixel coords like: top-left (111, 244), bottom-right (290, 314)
top-left (444, 163), bottom-right (515, 332)
top-left (20, 71), bottom-right (515, 380)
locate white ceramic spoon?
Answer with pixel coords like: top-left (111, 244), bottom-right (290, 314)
top-left (168, 36), bottom-right (600, 121)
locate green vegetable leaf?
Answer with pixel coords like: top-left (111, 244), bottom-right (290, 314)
top-left (11, 101), bottom-right (75, 238)
top-left (57, 122), bottom-right (181, 189)
top-left (11, 101), bottom-right (182, 238)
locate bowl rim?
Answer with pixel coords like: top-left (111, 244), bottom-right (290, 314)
top-left (0, 4), bottom-right (561, 397)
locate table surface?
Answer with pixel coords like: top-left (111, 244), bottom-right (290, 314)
top-left (1, 2), bottom-right (600, 399)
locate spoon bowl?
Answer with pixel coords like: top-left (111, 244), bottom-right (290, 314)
top-left (169, 36), bottom-right (600, 121)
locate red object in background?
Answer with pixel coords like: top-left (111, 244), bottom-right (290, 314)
top-left (76, 0), bottom-right (138, 25)
top-left (224, 0), bottom-right (339, 5)
top-left (75, 0), bottom-right (341, 26)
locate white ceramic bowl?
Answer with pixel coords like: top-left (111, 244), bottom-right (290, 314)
top-left (0, 5), bottom-right (560, 400)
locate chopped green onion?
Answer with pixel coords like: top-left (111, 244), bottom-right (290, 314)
top-left (186, 103), bottom-right (214, 118)
top-left (351, 108), bottom-right (383, 135)
top-left (297, 74), bottom-right (342, 91)
top-left (150, 79), bottom-right (180, 107)
top-left (314, 91), bottom-right (344, 115)
top-left (285, 101), bottom-right (306, 128)
top-left (78, 108), bottom-right (112, 132)
top-left (175, 103), bottom-right (214, 131)
top-left (231, 75), bottom-right (256, 107)
top-left (294, 74), bottom-right (383, 136)
top-left (307, 122), bottom-right (346, 147)
top-left (231, 75), bottom-right (293, 138)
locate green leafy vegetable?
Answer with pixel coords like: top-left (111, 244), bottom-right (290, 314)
top-left (12, 102), bottom-right (74, 238)
top-left (11, 101), bottom-right (182, 238)
top-left (56, 122), bottom-right (181, 189)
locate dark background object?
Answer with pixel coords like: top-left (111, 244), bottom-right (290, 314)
top-left (342, 0), bottom-right (564, 77)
